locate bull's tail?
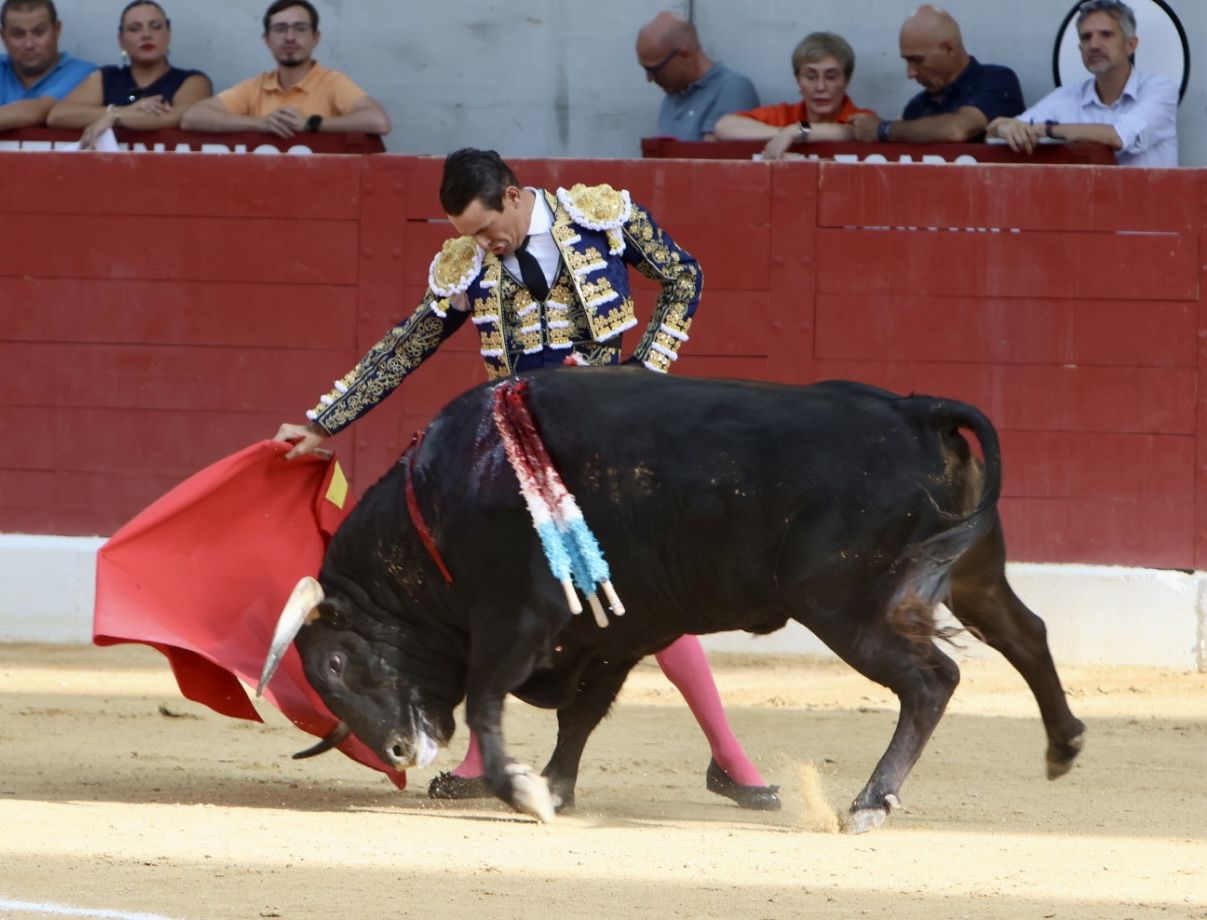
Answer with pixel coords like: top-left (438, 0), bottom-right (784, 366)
top-left (887, 398), bottom-right (1002, 644)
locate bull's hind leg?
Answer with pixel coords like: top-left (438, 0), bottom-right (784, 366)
top-left (949, 522), bottom-right (1086, 779)
top-left (540, 656), bottom-right (639, 812)
top-left (805, 613), bottom-right (961, 833)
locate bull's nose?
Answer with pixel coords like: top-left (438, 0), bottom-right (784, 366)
top-left (383, 732), bottom-right (439, 769)
top-left (384, 734), bottom-right (413, 767)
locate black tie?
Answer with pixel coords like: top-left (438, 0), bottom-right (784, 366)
top-left (514, 236), bottom-right (549, 302)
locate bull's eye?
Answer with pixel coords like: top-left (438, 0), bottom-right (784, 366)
top-left (326, 652), bottom-right (345, 678)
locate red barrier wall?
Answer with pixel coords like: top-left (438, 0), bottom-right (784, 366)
top-left (1, 152), bottom-right (1200, 569)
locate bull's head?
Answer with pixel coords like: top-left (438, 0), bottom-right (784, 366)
top-left (257, 576), bottom-right (453, 770)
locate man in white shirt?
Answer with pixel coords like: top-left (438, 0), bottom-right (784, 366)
top-left (987, 0), bottom-right (1177, 167)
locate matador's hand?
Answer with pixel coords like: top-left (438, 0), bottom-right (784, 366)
top-left (274, 421), bottom-right (332, 460)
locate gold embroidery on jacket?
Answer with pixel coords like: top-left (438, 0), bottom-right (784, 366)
top-left (308, 299), bottom-right (451, 431)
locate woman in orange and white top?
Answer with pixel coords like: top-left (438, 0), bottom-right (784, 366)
top-left (714, 32), bottom-right (877, 159)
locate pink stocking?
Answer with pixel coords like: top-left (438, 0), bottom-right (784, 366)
top-left (655, 634), bottom-right (766, 786)
top-left (449, 730), bottom-right (484, 778)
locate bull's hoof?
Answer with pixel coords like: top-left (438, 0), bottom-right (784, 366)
top-left (705, 759), bottom-right (782, 811)
top-left (551, 790), bottom-right (575, 813)
top-left (844, 793), bottom-right (900, 834)
top-left (427, 771), bottom-right (491, 800)
top-left (545, 782), bottom-right (576, 813)
top-left (506, 763), bottom-right (555, 823)
top-left (1046, 730), bottom-right (1085, 780)
top-left (845, 807), bottom-right (887, 834)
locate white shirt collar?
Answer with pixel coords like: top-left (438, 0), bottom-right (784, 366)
top-left (1080, 65), bottom-right (1138, 109)
top-left (503, 188), bottom-right (559, 291)
top-left (526, 187), bottom-right (552, 236)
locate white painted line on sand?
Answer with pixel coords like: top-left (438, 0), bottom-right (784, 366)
top-left (0, 896), bottom-right (183, 920)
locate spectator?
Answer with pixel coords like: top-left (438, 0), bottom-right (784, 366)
top-left (636, 11), bottom-right (758, 141)
top-left (47, 1), bottom-right (212, 150)
top-left (987, 0), bottom-right (1176, 167)
top-left (0, 0), bottom-right (94, 130)
top-left (180, 0), bottom-right (389, 138)
top-left (274, 148), bottom-right (781, 812)
top-left (714, 31), bottom-right (877, 160)
top-left (851, 4), bottom-right (1023, 144)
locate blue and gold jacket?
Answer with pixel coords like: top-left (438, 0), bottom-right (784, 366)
top-left (307, 184), bottom-right (702, 435)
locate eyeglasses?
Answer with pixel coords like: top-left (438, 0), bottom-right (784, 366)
top-left (642, 48), bottom-right (680, 77)
top-left (121, 20), bottom-right (167, 34)
top-left (268, 21), bottom-right (313, 35)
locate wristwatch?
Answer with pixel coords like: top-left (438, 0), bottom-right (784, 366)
top-left (797, 120), bottom-right (811, 141)
top-left (304, 114), bottom-right (323, 132)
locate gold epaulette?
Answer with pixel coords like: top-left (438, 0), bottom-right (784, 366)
top-left (556, 183), bottom-right (632, 232)
top-left (427, 236), bottom-right (484, 298)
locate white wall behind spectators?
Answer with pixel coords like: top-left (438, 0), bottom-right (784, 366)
top-left (48, 0), bottom-right (1205, 165)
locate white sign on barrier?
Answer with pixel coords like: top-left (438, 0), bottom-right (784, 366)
top-left (0, 139), bottom-right (316, 154)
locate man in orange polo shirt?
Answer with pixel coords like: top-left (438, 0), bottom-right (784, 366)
top-left (181, 0), bottom-right (389, 139)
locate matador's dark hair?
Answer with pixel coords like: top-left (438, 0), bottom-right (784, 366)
top-left (439, 148), bottom-right (520, 216)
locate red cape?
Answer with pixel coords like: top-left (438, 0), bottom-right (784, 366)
top-left (93, 440), bottom-right (406, 789)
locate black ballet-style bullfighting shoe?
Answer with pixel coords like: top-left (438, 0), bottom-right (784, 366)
top-left (427, 771), bottom-right (491, 800)
top-left (705, 758), bottom-right (782, 811)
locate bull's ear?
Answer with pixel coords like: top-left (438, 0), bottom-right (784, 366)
top-left (257, 576), bottom-right (325, 696)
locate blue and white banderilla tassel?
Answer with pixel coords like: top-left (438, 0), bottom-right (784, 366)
top-left (492, 380), bottom-right (625, 627)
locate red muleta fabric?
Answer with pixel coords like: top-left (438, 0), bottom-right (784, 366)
top-left (93, 439), bottom-right (407, 790)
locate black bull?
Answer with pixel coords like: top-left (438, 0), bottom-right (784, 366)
top-left (260, 369), bottom-right (1085, 829)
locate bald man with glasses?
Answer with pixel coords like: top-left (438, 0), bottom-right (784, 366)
top-left (988, 0), bottom-right (1177, 167)
top-left (181, 0), bottom-right (389, 139)
top-left (635, 11), bottom-right (758, 141)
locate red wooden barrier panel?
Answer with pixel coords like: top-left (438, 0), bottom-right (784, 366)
top-left (0, 152), bottom-right (1200, 570)
top-left (813, 161), bottom-right (1200, 567)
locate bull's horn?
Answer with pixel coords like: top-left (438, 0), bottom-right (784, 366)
top-left (256, 575), bottom-right (325, 697)
top-left (292, 721), bottom-right (351, 759)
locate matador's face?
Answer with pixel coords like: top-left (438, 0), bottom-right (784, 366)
top-left (448, 186), bottom-right (529, 258)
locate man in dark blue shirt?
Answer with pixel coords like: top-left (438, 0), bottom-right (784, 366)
top-left (852, 4), bottom-right (1023, 143)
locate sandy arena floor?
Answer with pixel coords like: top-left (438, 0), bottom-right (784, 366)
top-left (0, 642), bottom-right (1205, 920)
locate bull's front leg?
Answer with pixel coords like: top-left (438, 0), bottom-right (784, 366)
top-left (464, 693), bottom-right (555, 822)
top-left (462, 607), bottom-right (559, 823)
top-left (541, 656), bottom-right (639, 811)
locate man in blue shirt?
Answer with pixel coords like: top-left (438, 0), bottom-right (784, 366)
top-left (1, 0), bottom-right (96, 130)
top-left (636, 11), bottom-right (759, 142)
top-left (851, 4), bottom-right (1023, 144)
